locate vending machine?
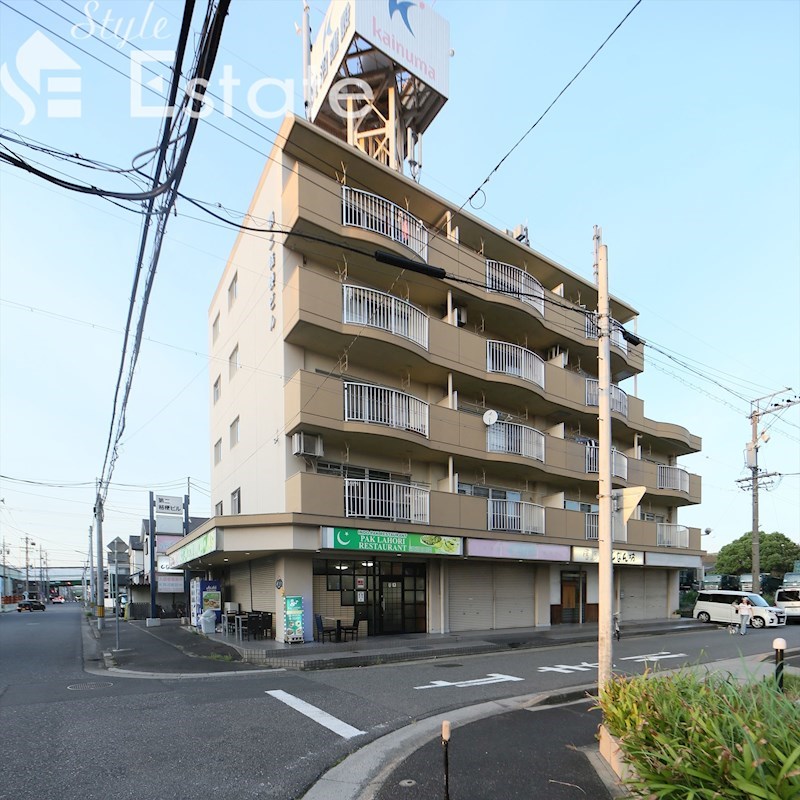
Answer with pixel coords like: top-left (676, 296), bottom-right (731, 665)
top-left (190, 577), bottom-right (221, 628)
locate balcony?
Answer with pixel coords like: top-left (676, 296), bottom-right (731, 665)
top-left (585, 445), bottom-right (628, 480)
top-left (585, 513), bottom-right (626, 542)
top-left (342, 284), bottom-right (429, 350)
top-left (585, 313), bottom-right (628, 354)
top-left (344, 478), bottom-right (430, 524)
top-left (342, 186), bottom-right (428, 261)
top-left (657, 464), bottom-right (690, 493)
top-left (486, 341), bottom-right (545, 389)
top-left (485, 260), bottom-right (545, 317)
top-left (585, 378), bottom-right (629, 416)
top-left (487, 499), bottom-right (545, 535)
top-left (657, 523), bottom-right (689, 548)
top-left (344, 382), bottom-right (429, 437)
top-left (487, 421), bottom-right (545, 462)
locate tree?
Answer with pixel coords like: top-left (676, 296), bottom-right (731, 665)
top-left (714, 531), bottom-right (800, 576)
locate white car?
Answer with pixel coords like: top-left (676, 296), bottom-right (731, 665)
top-left (774, 588), bottom-right (800, 621)
top-left (693, 590), bottom-right (786, 628)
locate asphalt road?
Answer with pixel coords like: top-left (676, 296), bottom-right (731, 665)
top-left (1, 605), bottom-right (797, 800)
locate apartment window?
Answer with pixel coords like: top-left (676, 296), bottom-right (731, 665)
top-left (213, 438), bottom-right (222, 465)
top-left (213, 375), bottom-right (221, 404)
top-left (212, 312), bottom-right (220, 343)
top-left (215, 500), bottom-right (223, 516)
top-left (230, 416), bottom-right (240, 447)
top-left (229, 344), bottom-right (239, 378)
top-left (565, 499), bottom-right (599, 513)
top-left (231, 488), bottom-right (241, 515)
top-left (228, 272), bottom-right (238, 308)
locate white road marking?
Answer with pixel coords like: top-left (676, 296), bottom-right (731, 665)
top-left (619, 652), bottom-right (688, 663)
top-left (537, 661), bottom-right (598, 674)
top-left (265, 690), bottom-right (365, 739)
top-left (414, 673), bottom-right (524, 690)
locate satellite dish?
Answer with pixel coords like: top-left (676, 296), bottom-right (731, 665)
top-left (482, 409), bottom-right (499, 426)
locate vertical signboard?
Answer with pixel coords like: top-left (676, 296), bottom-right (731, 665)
top-left (284, 595), bottom-right (304, 643)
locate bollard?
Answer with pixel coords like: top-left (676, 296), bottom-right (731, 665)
top-left (442, 719), bottom-right (451, 800)
top-left (773, 637), bottom-right (787, 692)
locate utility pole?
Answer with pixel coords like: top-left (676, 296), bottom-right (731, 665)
top-left (88, 525), bottom-right (94, 611)
top-left (23, 536), bottom-right (35, 599)
top-left (738, 390), bottom-right (800, 589)
top-left (94, 488), bottom-right (105, 630)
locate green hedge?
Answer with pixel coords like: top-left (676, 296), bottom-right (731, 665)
top-left (598, 671), bottom-right (800, 799)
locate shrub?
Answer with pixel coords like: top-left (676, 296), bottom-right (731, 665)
top-left (597, 670), bottom-right (800, 799)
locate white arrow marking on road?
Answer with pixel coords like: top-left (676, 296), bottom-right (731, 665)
top-left (537, 661), bottom-right (599, 674)
top-left (619, 652), bottom-right (687, 663)
top-left (414, 673), bottom-right (524, 690)
top-left (265, 690), bottom-right (365, 739)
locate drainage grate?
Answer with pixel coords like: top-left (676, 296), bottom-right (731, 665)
top-left (67, 682), bottom-right (114, 691)
top-left (433, 663), bottom-right (463, 668)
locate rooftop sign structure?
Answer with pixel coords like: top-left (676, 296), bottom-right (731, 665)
top-left (306, 0), bottom-right (450, 176)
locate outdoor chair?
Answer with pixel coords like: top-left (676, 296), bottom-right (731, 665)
top-left (340, 610), bottom-right (366, 641)
top-left (314, 614), bottom-right (335, 642)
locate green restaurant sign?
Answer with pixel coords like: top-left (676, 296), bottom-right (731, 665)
top-left (322, 526), bottom-right (463, 556)
top-left (169, 529), bottom-right (218, 567)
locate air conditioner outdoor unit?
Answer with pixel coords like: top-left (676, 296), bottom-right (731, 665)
top-left (292, 432), bottom-right (324, 457)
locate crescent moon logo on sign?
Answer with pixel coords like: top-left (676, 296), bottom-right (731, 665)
top-left (336, 530), bottom-right (351, 546)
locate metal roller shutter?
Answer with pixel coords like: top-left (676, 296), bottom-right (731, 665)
top-left (493, 565), bottom-right (535, 628)
top-left (620, 570), bottom-right (645, 621)
top-left (449, 563), bottom-right (492, 631)
top-left (644, 570), bottom-right (668, 619)
top-left (228, 563), bottom-right (250, 609)
top-left (250, 558), bottom-right (276, 612)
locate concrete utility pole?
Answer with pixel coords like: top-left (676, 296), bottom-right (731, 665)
top-left (23, 536), bottom-right (35, 599)
top-left (88, 525), bottom-right (94, 611)
top-left (739, 391), bottom-right (800, 589)
top-left (94, 491), bottom-right (105, 630)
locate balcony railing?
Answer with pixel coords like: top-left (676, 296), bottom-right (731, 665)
top-left (585, 445), bottom-right (628, 480)
top-left (342, 284), bottom-right (429, 350)
top-left (585, 313), bottom-right (628, 354)
top-left (487, 421), bottom-right (545, 462)
top-left (344, 478), bottom-right (430, 524)
top-left (342, 186), bottom-right (428, 261)
top-left (485, 260), bottom-right (545, 317)
top-left (585, 513), bottom-right (625, 542)
top-left (344, 382), bottom-right (429, 437)
top-left (657, 464), bottom-right (689, 493)
top-left (657, 523), bottom-right (689, 548)
top-left (488, 499), bottom-right (545, 535)
top-left (585, 379), bottom-right (629, 416)
top-left (486, 341), bottom-right (545, 389)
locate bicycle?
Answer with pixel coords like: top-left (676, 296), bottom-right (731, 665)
top-left (613, 612), bottom-right (621, 641)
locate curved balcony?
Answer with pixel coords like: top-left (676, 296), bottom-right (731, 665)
top-left (342, 284), bottom-right (429, 350)
top-left (344, 382), bottom-right (429, 437)
top-left (485, 260), bottom-right (545, 317)
top-left (584, 313), bottom-right (628, 354)
top-left (487, 421), bottom-right (545, 462)
top-left (585, 378), bottom-right (629, 417)
top-left (657, 523), bottom-right (689, 548)
top-left (344, 478), bottom-right (430, 524)
top-left (585, 445), bottom-right (628, 480)
top-left (585, 513), bottom-right (626, 542)
top-left (657, 465), bottom-right (689, 493)
top-left (486, 340), bottom-right (545, 389)
top-left (488, 499), bottom-right (545, 535)
top-left (342, 186), bottom-right (428, 261)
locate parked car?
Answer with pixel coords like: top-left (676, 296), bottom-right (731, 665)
top-left (50, 595), bottom-right (65, 604)
top-left (692, 590), bottom-right (786, 628)
top-left (17, 599), bottom-right (46, 612)
top-left (774, 588), bottom-right (800, 622)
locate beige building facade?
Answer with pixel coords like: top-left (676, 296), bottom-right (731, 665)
top-left (168, 114), bottom-right (703, 642)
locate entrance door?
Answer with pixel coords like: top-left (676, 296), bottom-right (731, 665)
top-left (561, 571), bottom-right (587, 623)
top-left (380, 579), bottom-right (403, 634)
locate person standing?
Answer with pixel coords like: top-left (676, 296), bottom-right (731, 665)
top-left (736, 597), bottom-right (752, 635)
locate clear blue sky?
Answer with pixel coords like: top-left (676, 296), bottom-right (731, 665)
top-left (1, 0), bottom-right (798, 568)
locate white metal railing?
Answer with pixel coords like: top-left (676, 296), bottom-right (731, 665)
top-left (342, 186), bottom-right (428, 261)
top-left (657, 464), bottom-right (690, 493)
top-left (344, 478), bottom-right (429, 523)
top-left (344, 382), bottom-right (429, 437)
top-left (585, 379), bottom-right (629, 417)
top-left (585, 445), bottom-right (628, 480)
top-left (488, 499), bottom-right (545, 535)
top-left (342, 284), bottom-right (429, 350)
top-left (485, 260), bottom-right (545, 317)
top-left (585, 313), bottom-right (628, 354)
top-left (585, 513), bottom-right (625, 542)
top-left (486, 341), bottom-right (545, 389)
top-left (657, 523), bottom-right (689, 548)
top-left (487, 421), bottom-right (545, 462)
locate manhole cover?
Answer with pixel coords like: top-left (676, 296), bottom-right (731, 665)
top-left (67, 682), bottom-right (114, 691)
top-left (398, 779), bottom-right (417, 787)
top-left (434, 663), bottom-right (462, 668)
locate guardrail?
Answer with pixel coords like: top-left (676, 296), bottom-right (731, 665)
top-left (344, 382), bottom-right (429, 437)
top-left (343, 284), bottom-right (429, 349)
top-left (344, 478), bottom-right (430, 523)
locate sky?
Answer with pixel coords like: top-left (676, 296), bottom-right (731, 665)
top-left (0, 0), bottom-right (798, 570)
